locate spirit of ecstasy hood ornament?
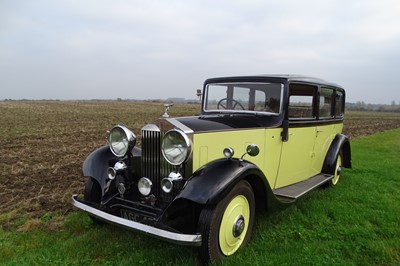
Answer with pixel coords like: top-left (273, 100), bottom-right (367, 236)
top-left (162, 103), bottom-right (174, 118)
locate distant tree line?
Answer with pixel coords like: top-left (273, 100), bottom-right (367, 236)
top-left (346, 101), bottom-right (400, 112)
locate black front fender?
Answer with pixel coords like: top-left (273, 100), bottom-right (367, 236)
top-left (160, 159), bottom-right (289, 231)
top-left (82, 146), bottom-right (141, 192)
top-left (175, 159), bottom-right (273, 206)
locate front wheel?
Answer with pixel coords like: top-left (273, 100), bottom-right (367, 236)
top-left (84, 177), bottom-right (104, 225)
top-left (197, 180), bottom-right (255, 263)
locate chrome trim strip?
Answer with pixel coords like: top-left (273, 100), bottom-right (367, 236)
top-left (165, 118), bottom-right (194, 134)
top-left (72, 195), bottom-right (202, 246)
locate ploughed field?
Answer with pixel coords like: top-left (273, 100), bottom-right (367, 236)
top-left (1, 101), bottom-right (399, 228)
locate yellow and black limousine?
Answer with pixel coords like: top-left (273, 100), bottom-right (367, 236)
top-left (73, 75), bottom-right (351, 263)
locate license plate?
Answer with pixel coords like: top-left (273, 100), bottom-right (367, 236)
top-left (120, 209), bottom-right (140, 222)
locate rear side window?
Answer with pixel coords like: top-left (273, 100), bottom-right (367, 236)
top-left (319, 88), bottom-right (334, 118)
top-left (288, 84), bottom-right (317, 119)
top-left (288, 83), bottom-right (345, 120)
top-left (335, 90), bottom-right (344, 117)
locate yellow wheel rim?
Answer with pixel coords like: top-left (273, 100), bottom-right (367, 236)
top-left (332, 155), bottom-right (342, 185)
top-left (219, 195), bottom-right (250, 256)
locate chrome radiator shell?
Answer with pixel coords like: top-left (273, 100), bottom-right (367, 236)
top-left (140, 122), bottom-right (192, 202)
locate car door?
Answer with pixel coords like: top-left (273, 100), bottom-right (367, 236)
top-left (311, 87), bottom-right (344, 172)
top-left (274, 83), bottom-right (319, 188)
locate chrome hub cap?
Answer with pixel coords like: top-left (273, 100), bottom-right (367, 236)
top-left (232, 215), bottom-right (245, 238)
top-left (336, 166), bottom-right (342, 176)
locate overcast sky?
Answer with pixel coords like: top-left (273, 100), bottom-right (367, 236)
top-left (1, 0), bottom-right (400, 104)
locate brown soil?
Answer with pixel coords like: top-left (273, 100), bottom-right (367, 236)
top-left (343, 113), bottom-right (400, 139)
top-left (0, 101), bottom-right (399, 228)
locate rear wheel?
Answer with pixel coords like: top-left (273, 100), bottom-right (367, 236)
top-left (327, 153), bottom-right (343, 187)
top-left (84, 177), bottom-right (104, 225)
top-left (197, 180), bottom-right (255, 263)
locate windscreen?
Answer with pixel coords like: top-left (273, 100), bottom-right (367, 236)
top-left (204, 82), bottom-right (283, 114)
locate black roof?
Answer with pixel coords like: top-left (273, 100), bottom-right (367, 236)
top-left (204, 74), bottom-right (343, 89)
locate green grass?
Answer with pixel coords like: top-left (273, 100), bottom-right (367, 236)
top-left (1, 129), bottom-right (400, 265)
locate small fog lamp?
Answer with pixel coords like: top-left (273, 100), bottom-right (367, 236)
top-left (107, 161), bottom-right (127, 180)
top-left (161, 178), bottom-right (173, 193)
top-left (107, 167), bottom-right (116, 180)
top-left (138, 177), bottom-right (152, 196)
top-left (161, 172), bottom-right (182, 193)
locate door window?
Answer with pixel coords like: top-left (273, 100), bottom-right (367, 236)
top-left (288, 84), bottom-right (317, 119)
top-left (319, 88), bottom-right (334, 118)
top-left (334, 90), bottom-right (344, 117)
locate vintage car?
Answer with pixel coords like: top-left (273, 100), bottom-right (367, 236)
top-left (72, 75), bottom-right (351, 263)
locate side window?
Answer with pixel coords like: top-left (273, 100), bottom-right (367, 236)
top-left (288, 84), bottom-right (316, 119)
top-left (335, 90), bottom-right (344, 117)
top-left (319, 88), bottom-right (334, 118)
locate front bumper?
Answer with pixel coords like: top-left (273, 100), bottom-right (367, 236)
top-left (72, 195), bottom-right (202, 246)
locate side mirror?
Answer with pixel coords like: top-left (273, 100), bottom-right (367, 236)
top-left (240, 144), bottom-right (260, 165)
top-left (196, 89), bottom-right (203, 102)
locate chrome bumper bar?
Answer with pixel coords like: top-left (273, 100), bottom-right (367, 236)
top-left (72, 195), bottom-right (202, 246)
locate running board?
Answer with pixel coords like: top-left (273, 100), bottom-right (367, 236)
top-left (273, 174), bottom-right (333, 200)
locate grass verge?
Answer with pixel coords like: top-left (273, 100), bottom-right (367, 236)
top-left (1, 129), bottom-right (399, 265)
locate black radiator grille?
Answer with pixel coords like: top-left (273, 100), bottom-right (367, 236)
top-left (141, 125), bottom-right (177, 202)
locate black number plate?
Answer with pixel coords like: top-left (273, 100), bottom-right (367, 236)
top-left (120, 209), bottom-right (140, 222)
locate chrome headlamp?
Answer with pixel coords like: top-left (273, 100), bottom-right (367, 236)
top-left (108, 125), bottom-right (136, 157)
top-left (161, 129), bottom-right (192, 165)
